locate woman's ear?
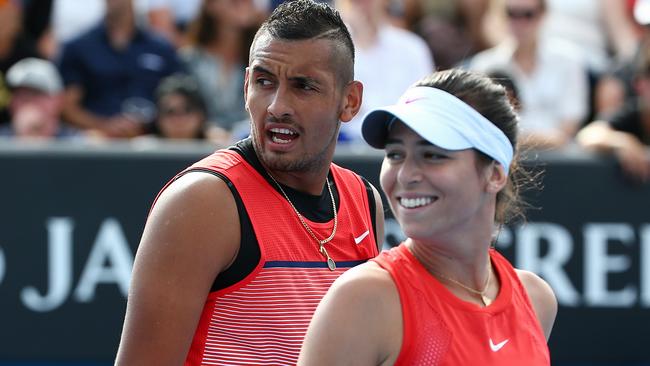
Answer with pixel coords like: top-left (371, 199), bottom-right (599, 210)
top-left (486, 161), bottom-right (508, 193)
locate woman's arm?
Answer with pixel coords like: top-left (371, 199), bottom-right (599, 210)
top-left (516, 269), bottom-right (558, 341)
top-left (298, 262), bottom-right (402, 366)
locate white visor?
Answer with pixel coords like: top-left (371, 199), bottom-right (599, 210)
top-left (361, 86), bottom-right (514, 175)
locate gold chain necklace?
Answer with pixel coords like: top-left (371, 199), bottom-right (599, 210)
top-left (428, 259), bottom-right (493, 306)
top-left (267, 173), bottom-right (338, 271)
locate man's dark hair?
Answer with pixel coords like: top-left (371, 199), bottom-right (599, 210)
top-left (251, 0), bottom-right (355, 83)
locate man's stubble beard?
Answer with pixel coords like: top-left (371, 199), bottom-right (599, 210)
top-left (251, 121), bottom-right (340, 174)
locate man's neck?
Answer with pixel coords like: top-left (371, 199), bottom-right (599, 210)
top-left (105, 13), bottom-right (136, 50)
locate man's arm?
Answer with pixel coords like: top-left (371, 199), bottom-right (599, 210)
top-left (114, 171), bottom-right (241, 365)
top-left (61, 85), bottom-right (143, 138)
top-left (577, 120), bottom-right (650, 182)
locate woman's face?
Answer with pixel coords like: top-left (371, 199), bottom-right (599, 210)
top-left (157, 93), bottom-right (204, 139)
top-left (379, 121), bottom-right (498, 241)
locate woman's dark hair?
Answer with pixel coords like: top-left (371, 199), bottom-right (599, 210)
top-left (415, 68), bottom-right (533, 224)
top-left (153, 73), bottom-right (207, 139)
top-left (186, 0), bottom-right (260, 65)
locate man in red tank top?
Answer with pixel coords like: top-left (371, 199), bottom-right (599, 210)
top-left (299, 69), bottom-right (557, 365)
top-left (114, 1), bottom-right (384, 364)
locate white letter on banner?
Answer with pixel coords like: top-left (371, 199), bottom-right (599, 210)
top-left (584, 223), bottom-right (636, 307)
top-left (73, 218), bottom-right (133, 302)
top-left (516, 223), bottom-right (580, 306)
top-left (21, 218), bottom-right (74, 312)
top-left (639, 224), bottom-right (650, 307)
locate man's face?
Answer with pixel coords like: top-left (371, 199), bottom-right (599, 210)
top-left (505, 0), bottom-right (544, 42)
top-left (10, 87), bottom-right (60, 118)
top-left (245, 33), bottom-right (354, 174)
top-left (10, 87), bottom-right (62, 139)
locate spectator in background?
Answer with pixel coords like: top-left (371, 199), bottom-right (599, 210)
top-left (594, 0), bottom-right (650, 117)
top-left (0, 0), bottom-right (40, 125)
top-left (335, 0), bottom-right (434, 146)
top-left (146, 73), bottom-right (209, 140)
top-left (541, 0), bottom-right (638, 76)
top-left (20, 0), bottom-right (54, 58)
top-left (577, 40), bottom-right (650, 184)
top-left (57, 0), bottom-right (182, 139)
top-left (539, 0), bottom-right (640, 126)
top-left (0, 57), bottom-right (80, 139)
top-left (49, 0), bottom-right (106, 57)
top-left (180, 0), bottom-right (264, 142)
top-left (46, 0), bottom-right (154, 59)
top-left (467, 0), bottom-right (589, 150)
top-left (144, 0), bottom-right (203, 47)
top-left (413, 0), bottom-right (493, 70)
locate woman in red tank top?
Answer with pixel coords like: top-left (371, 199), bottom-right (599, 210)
top-left (299, 68), bottom-right (558, 365)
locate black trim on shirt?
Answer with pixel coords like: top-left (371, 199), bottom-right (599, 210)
top-left (181, 138), bottom-right (378, 291)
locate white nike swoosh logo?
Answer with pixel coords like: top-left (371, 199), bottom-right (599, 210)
top-left (489, 338), bottom-right (509, 352)
top-left (354, 230), bottom-right (370, 244)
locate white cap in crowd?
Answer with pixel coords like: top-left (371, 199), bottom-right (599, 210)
top-left (6, 58), bottom-right (64, 95)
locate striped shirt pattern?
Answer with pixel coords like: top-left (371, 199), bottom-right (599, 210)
top-left (200, 262), bottom-right (362, 365)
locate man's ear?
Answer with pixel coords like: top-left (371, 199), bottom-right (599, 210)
top-left (486, 161), bottom-right (508, 194)
top-left (243, 67), bottom-right (250, 111)
top-left (339, 80), bottom-right (363, 123)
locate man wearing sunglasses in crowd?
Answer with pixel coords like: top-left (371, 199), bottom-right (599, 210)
top-left (465, 0), bottom-right (589, 151)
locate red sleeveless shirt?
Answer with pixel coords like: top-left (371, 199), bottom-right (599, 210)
top-left (182, 149), bottom-right (379, 365)
top-left (372, 244), bottom-right (550, 366)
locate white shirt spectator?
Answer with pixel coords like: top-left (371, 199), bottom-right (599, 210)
top-left (468, 38), bottom-right (588, 135)
top-left (341, 25), bottom-right (434, 144)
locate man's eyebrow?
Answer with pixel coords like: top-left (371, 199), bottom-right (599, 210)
top-left (289, 75), bottom-right (322, 86)
top-left (251, 65), bottom-right (274, 76)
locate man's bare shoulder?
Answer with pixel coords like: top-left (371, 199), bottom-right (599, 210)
top-left (137, 170), bottom-right (241, 275)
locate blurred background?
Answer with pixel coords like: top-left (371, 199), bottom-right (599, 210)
top-left (0, 0), bottom-right (649, 364)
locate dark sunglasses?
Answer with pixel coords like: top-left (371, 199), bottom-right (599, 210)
top-left (159, 105), bottom-right (196, 116)
top-left (506, 8), bottom-right (541, 20)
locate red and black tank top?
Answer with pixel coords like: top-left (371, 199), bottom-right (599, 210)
top-left (181, 143), bottom-right (379, 365)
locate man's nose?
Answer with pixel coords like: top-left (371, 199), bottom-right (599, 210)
top-left (267, 86), bottom-right (295, 120)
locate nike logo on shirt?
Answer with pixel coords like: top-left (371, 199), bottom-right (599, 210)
top-left (489, 338), bottom-right (509, 352)
top-left (354, 230), bottom-right (370, 244)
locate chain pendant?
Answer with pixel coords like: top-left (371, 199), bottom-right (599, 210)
top-left (327, 258), bottom-right (337, 271)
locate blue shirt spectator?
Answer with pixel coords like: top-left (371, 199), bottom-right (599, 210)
top-left (56, 0), bottom-right (182, 138)
top-left (59, 24), bottom-right (181, 118)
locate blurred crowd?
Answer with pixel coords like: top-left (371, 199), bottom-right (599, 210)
top-left (1, 0), bottom-right (650, 181)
